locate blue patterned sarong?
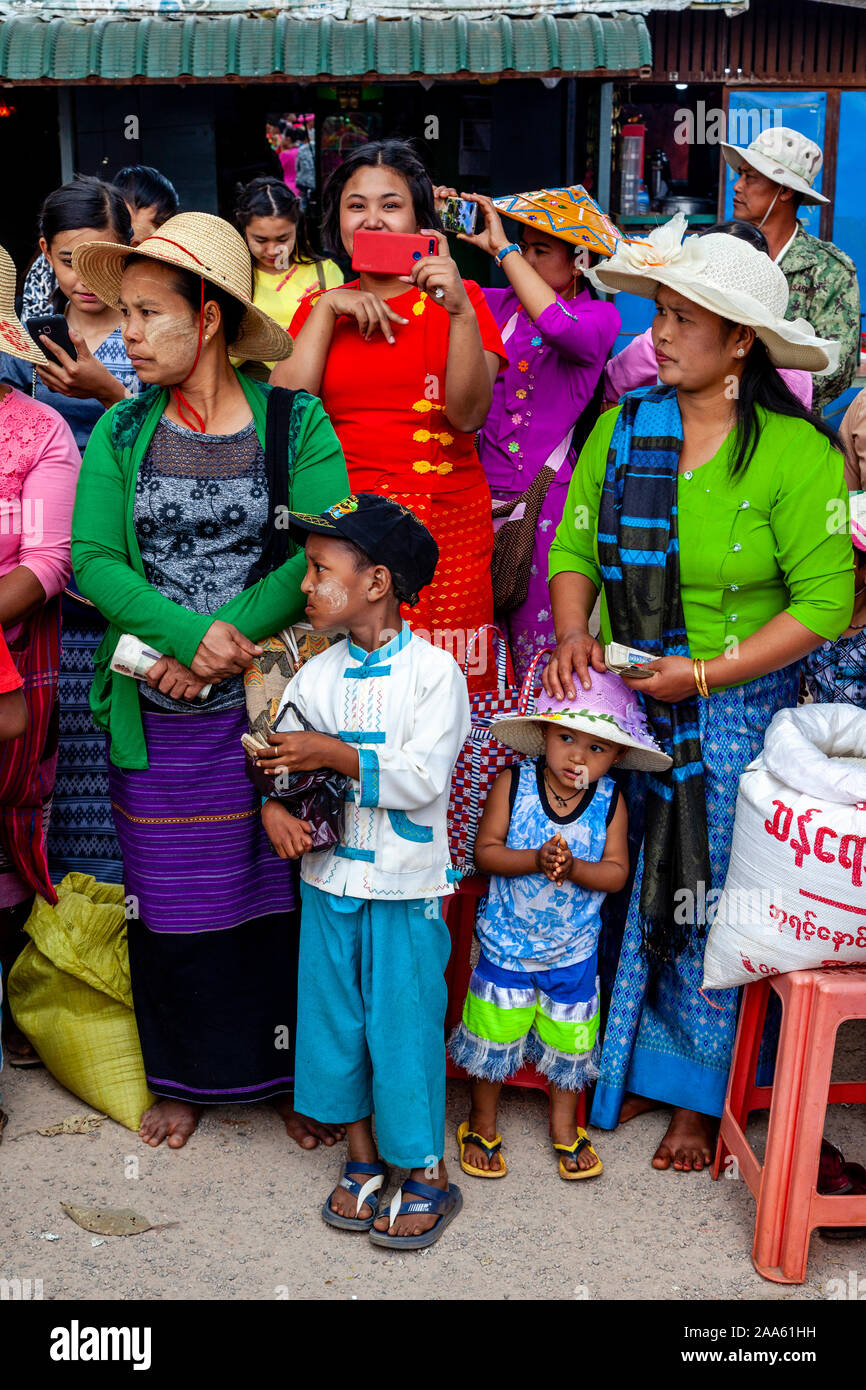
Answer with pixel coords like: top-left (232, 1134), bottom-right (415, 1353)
top-left (591, 663), bottom-right (800, 1126)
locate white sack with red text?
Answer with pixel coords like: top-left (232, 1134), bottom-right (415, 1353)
top-left (702, 703), bottom-right (866, 989)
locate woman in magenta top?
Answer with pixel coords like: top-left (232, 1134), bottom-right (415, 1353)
top-left (453, 192), bottom-right (620, 679)
top-left (0, 265), bottom-right (81, 1060)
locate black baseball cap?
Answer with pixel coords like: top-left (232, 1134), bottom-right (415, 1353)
top-left (287, 493), bottom-right (439, 605)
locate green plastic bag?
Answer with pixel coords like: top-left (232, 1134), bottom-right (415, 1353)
top-left (8, 873), bottom-right (155, 1131)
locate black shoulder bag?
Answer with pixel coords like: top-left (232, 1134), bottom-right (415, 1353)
top-left (245, 385), bottom-right (298, 588)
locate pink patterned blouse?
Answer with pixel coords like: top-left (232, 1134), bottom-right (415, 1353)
top-left (0, 387), bottom-right (81, 641)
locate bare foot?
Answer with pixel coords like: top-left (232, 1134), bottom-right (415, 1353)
top-left (139, 1099), bottom-right (201, 1149)
top-left (652, 1107), bottom-right (718, 1172)
top-left (462, 1106), bottom-right (503, 1173)
top-left (619, 1093), bottom-right (663, 1124)
top-left (372, 1163), bottom-right (449, 1238)
top-left (272, 1098), bottom-right (346, 1149)
top-left (2, 1023), bottom-right (39, 1063)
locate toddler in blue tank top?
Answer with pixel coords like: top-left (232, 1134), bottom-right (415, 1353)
top-left (449, 665), bottom-right (671, 1180)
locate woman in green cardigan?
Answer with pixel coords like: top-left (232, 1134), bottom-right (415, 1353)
top-left (543, 220), bottom-right (852, 1174)
top-left (70, 214), bottom-right (349, 1150)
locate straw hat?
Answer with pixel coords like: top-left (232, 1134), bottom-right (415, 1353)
top-left (71, 213), bottom-right (291, 364)
top-left (491, 666), bottom-right (672, 773)
top-left (492, 184), bottom-right (621, 258)
top-left (719, 126), bottom-right (829, 205)
top-left (0, 243), bottom-right (48, 366)
top-left (587, 214), bottom-right (838, 375)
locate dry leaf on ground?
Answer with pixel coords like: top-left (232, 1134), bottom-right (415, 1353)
top-left (60, 1203), bottom-right (178, 1237)
top-left (14, 1114), bottom-right (105, 1140)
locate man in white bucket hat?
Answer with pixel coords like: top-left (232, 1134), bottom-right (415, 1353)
top-left (719, 126), bottom-right (859, 411)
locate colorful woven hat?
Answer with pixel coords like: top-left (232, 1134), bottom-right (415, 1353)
top-left (71, 212), bottom-right (291, 364)
top-left (492, 184), bottom-right (621, 258)
top-left (0, 243), bottom-right (48, 367)
top-left (490, 666), bottom-right (672, 772)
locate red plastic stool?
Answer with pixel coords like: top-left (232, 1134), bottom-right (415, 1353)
top-left (712, 967), bottom-right (866, 1283)
top-left (442, 877), bottom-right (586, 1127)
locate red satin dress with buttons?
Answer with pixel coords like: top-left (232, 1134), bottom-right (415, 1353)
top-left (290, 280), bottom-right (507, 689)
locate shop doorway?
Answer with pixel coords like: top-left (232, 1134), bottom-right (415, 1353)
top-left (0, 89), bottom-right (62, 292)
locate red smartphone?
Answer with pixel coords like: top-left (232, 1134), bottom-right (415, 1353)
top-left (351, 229), bottom-right (439, 275)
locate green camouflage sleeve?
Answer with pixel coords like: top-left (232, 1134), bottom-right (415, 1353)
top-left (807, 252), bottom-right (861, 413)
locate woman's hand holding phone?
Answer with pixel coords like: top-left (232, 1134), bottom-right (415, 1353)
top-left (433, 189), bottom-right (510, 261)
top-left (399, 230), bottom-right (470, 317)
top-left (36, 329), bottom-right (128, 407)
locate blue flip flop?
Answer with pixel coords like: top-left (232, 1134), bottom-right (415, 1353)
top-left (368, 1178), bottom-right (463, 1250)
top-left (322, 1160), bottom-right (388, 1232)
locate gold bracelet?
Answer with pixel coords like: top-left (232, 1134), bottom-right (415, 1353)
top-left (695, 658), bottom-right (711, 699)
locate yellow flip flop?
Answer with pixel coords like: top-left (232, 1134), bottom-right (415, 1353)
top-left (457, 1120), bottom-right (508, 1178)
top-left (554, 1127), bottom-right (603, 1181)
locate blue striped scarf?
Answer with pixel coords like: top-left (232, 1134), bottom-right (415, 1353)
top-left (598, 385), bottom-right (711, 964)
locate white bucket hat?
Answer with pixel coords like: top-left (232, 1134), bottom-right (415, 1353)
top-left (587, 214), bottom-right (839, 376)
top-left (719, 126), bottom-right (829, 206)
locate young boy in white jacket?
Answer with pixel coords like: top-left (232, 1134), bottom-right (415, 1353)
top-left (257, 493), bottom-right (470, 1250)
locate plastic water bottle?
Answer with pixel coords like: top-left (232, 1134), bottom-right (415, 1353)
top-left (636, 180), bottom-right (650, 216)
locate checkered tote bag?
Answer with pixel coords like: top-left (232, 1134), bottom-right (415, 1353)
top-left (448, 630), bottom-right (552, 873)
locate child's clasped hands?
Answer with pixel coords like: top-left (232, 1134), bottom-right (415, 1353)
top-left (536, 833), bottom-right (573, 886)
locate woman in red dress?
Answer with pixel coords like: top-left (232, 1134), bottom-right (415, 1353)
top-left (274, 140), bottom-right (506, 687)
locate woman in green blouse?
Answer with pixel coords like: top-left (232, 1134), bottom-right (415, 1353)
top-left (544, 220), bottom-right (852, 1173)
top-left (70, 215), bottom-right (349, 1151)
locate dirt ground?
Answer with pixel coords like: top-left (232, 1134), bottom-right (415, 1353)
top-left (2, 1024), bottom-right (864, 1303)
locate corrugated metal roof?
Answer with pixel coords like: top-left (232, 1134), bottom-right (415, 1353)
top-left (0, 2), bottom-right (735, 16)
top-left (0, 13), bottom-right (652, 81)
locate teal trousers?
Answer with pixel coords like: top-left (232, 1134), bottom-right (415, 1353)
top-left (294, 882), bottom-right (450, 1169)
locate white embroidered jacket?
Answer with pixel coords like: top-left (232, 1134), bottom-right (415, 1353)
top-left (271, 624), bottom-right (470, 900)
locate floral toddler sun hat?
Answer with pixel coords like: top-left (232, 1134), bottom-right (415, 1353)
top-left (491, 666), bottom-right (672, 772)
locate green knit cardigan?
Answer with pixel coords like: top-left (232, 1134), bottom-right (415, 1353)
top-left (71, 372), bottom-right (349, 769)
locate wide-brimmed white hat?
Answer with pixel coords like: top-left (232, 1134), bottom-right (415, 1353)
top-left (587, 214), bottom-right (838, 375)
top-left (490, 666), bottom-right (672, 773)
top-left (719, 126), bottom-right (829, 205)
top-left (0, 243), bottom-right (48, 366)
top-left (71, 212), bottom-right (291, 364)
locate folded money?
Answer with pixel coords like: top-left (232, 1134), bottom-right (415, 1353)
top-left (604, 641), bottom-right (655, 677)
top-left (110, 633), bottom-right (212, 701)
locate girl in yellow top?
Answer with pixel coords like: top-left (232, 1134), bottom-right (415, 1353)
top-left (233, 177), bottom-right (343, 376)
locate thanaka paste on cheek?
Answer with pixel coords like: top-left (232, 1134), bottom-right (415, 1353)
top-left (141, 312), bottom-right (202, 384)
top-left (312, 577), bottom-right (349, 614)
